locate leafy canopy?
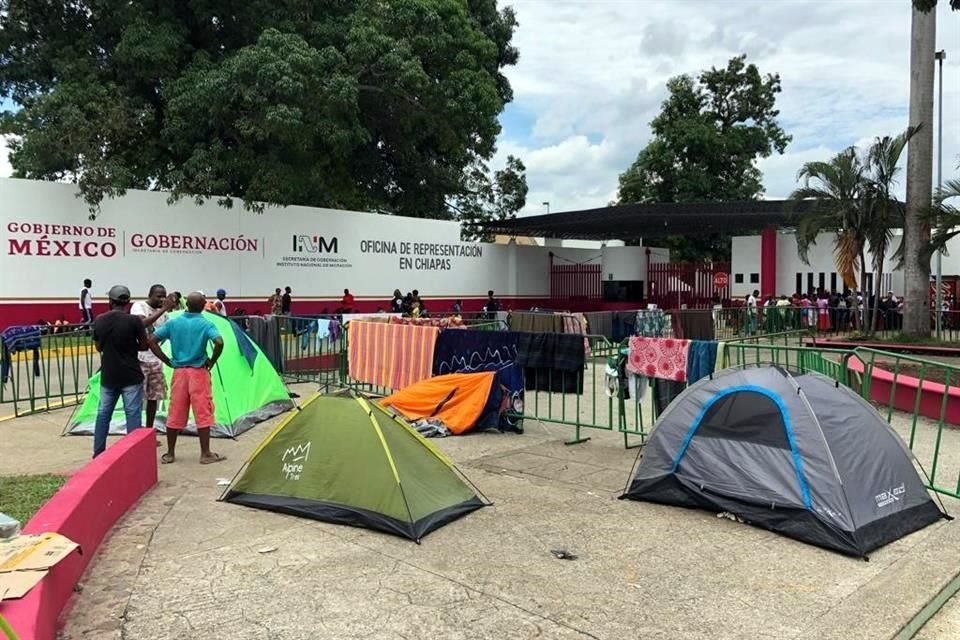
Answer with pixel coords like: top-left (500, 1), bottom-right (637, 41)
top-left (616, 55), bottom-right (790, 262)
top-left (0, 0), bottom-right (522, 226)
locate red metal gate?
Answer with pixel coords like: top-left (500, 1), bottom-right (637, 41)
top-left (647, 261), bottom-right (731, 309)
top-left (550, 262), bottom-right (602, 303)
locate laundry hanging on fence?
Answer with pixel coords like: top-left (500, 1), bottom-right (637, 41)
top-left (515, 332), bottom-right (585, 394)
top-left (509, 312), bottom-right (563, 334)
top-left (348, 321), bottom-right (439, 391)
top-left (0, 325), bottom-right (42, 384)
top-left (612, 311), bottom-right (638, 341)
top-left (584, 312), bottom-right (613, 339)
top-left (685, 340), bottom-right (718, 383)
top-left (432, 329), bottom-right (524, 432)
top-left (390, 316), bottom-right (466, 328)
top-left (635, 310), bottom-right (668, 337)
top-left (653, 378), bottom-right (686, 415)
top-left (626, 337), bottom-right (690, 383)
top-left (676, 310), bottom-right (715, 340)
top-left (298, 319), bottom-right (332, 351)
top-left (245, 316), bottom-right (283, 373)
top-left (560, 313), bottom-right (592, 357)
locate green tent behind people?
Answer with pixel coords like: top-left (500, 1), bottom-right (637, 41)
top-left (66, 311), bottom-right (293, 438)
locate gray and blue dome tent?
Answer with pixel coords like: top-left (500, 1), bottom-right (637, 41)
top-left (622, 366), bottom-right (947, 557)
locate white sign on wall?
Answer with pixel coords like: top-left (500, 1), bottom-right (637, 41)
top-left (0, 179), bottom-right (497, 301)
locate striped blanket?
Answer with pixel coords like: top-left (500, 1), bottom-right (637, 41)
top-left (348, 321), bottom-right (440, 391)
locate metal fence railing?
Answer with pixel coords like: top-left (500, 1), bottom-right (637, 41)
top-left (711, 304), bottom-right (960, 342)
top-left (1, 324), bottom-right (97, 416)
top-left (5, 313), bottom-right (960, 500)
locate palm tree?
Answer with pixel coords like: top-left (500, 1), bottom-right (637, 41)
top-left (905, 0), bottom-right (958, 335)
top-left (791, 131), bottom-right (916, 336)
top-left (925, 176), bottom-right (960, 255)
top-left (862, 128), bottom-right (917, 332)
top-left (790, 148), bottom-right (868, 299)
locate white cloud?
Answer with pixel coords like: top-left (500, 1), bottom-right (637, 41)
top-left (499, 0), bottom-right (960, 217)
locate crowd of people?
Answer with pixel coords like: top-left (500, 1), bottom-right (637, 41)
top-left (741, 288), bottom-right (920, 334)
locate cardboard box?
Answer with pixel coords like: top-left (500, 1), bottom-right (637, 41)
top-left (0, 533), bottom-right (80, 601)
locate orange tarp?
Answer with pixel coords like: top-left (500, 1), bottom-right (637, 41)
top-left (380, 372), bottom-right (496, 434)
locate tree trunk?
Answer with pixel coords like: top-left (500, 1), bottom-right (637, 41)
top-left (872, 259), bottom-right (885, 336)
top-left (859, 248), bottom-right (868, 333)
top-left (903, 7), bottom-right (937, 336)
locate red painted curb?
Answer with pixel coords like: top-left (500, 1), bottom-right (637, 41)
top-left (847, 359), bottom-right (960, 425)
top-left (0, 429), bottom-right (158, 640)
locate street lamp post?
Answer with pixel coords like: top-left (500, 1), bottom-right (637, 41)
top-left (542, 201), bottom-right (550, 214)
top-left (935, 49), bottom-right (946, 339)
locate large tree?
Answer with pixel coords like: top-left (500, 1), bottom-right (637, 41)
top-left (904, 0), bottom-right (958, 335)
top-left (451, 154), bottom-right (528, 241)
top-left (616, 55), bottom-right (791, 262)
top-left (0, 0), bottom-right (520, 227)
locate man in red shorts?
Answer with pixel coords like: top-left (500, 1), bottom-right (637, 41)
top-left (149, 291), bottom-right (226, 464)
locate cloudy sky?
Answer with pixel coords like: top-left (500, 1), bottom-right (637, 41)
top-left (494, 0), bottom-right (959, 216)
top-left (1, 1), bottom-right (957, 217)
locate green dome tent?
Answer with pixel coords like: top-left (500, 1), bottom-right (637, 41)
top-left (221, 392), bottom-right (488, 542)
top-left (65, 311), bottom-right (293, 438)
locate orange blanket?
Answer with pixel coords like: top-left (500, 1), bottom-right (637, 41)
top-left (381, 372), bottom-right (496, 434)
top-left (348, 321), bottom-right (440, 391)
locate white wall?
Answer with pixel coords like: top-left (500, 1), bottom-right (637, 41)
top-left (0, 179), bottom-right (656, 308)
top-left (732, 230), bottom-right (909, 298)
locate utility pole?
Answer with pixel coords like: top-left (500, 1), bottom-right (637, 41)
top-left (935, 49), bottom-right (946, 339)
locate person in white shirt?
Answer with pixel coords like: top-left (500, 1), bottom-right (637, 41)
top-left (79, 278), bottom-right (94, 324)
top-left (746, 290), bottom-right (759, 335)
top-left (209, 289), bottom-right (228, 316)
top-left (130, 285), bottom-right (176, 433)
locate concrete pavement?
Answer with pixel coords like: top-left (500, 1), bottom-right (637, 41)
top-left (14, 398), bottom-right (951, 639)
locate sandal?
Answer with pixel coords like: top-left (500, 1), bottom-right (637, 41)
top-left (160, 453), bottom-right (175, 464)
top-left (200, 453), bottom-right (227, 465)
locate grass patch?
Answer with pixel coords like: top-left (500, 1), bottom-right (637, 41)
top-left (0, 474), bottom-right (67, 524)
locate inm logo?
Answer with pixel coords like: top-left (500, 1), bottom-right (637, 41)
top-left (293, 235), bottom-right (338, 254)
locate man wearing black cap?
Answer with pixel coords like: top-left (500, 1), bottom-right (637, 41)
top-left (91, 285), bottom-right (149, 457)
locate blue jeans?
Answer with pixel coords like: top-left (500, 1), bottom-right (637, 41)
top-left (93, 383), bottom-right (144, 458)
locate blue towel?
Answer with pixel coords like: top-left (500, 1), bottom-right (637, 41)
top-left (0, 326), bottom-right (41, 352)
top-left (686, 340), bottom-right (718, 384)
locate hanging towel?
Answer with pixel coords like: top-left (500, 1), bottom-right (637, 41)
top-left (584, 312), bottom-right (613, 339)
top-left (432, 329), bottom-right (524, 432)
top-left (560, 313), bottom-right (592, 357)
top-left (715, 341), bottom-right (727, 371)
top-left (653, 379), bottom-right (686, 415)
top-left (676, 310), bottom-right (716, 340)
top-left (686, 340), bottom-right (718, 383)
top-left (626, 337), bottom-right (690, 382)
top-left (348, 321), bottom-right (439, 391)
top-left (245, 316), bottom-right (282, 373)
top-left (515, 332), bottom-right (585, 393)
top-left (299, 319), bottom-right (317, 351)
top-left (509, 312), bottom-right (563, 333)
top-left (635, 310), bottom-right (667, 337)
top-left (0, 326), bottom-right (42, 352)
